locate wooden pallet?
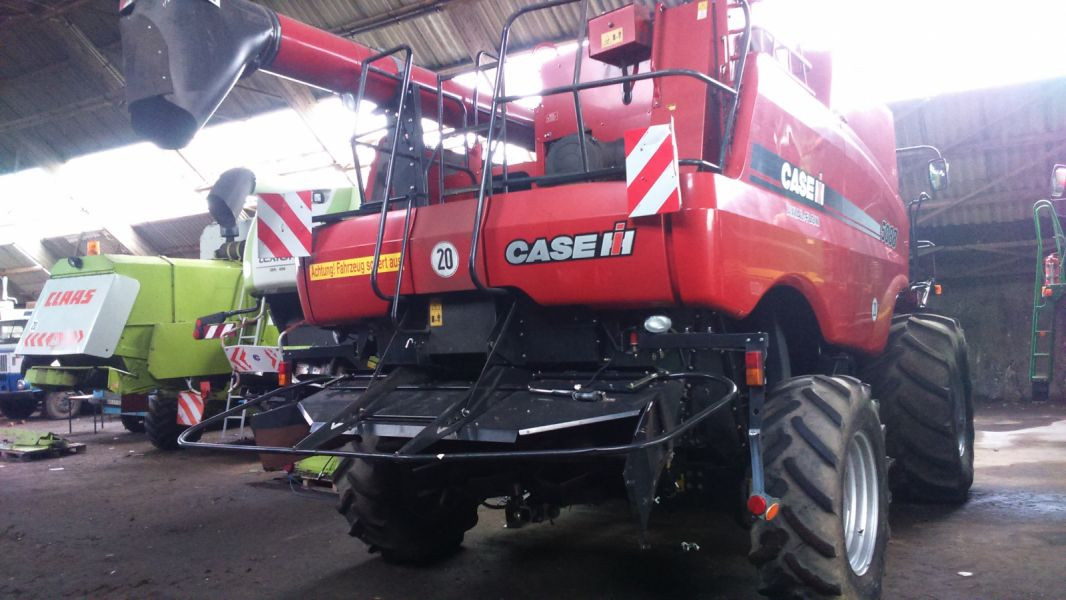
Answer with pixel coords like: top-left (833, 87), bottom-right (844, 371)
top-left (1, 442), bottom-right (86, 462)
top-left (292, 473), bottom-right (337, 492)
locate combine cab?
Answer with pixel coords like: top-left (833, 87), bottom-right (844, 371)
top-left (119, 0), bottom-right (974, 597)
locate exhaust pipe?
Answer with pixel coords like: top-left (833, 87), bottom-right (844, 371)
top-left (119, 0), bottom-right (280, 149)
top-left (207, 167), bottom-right (257, 240)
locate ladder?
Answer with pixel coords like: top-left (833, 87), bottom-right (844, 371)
top-left (221, 291), bottom-right (267, 438)
top-left (1029, 200), bottom-right (1066, 401)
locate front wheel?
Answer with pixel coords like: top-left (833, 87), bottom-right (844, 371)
top-left (861, 313), bottom-right (974, 503)
top-left (749, 375), bottom-right (889, 599)
top-left (42, 391), bottom-right (81, 420)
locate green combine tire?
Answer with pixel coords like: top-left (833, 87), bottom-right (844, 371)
top-left (145, 394), bottom-right (200, 450)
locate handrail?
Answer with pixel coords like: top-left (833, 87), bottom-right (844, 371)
top-left (466, 0), bottom-right (751, 296)
top-left (351, 45), bottom-right (415, 305)
top-left (1033, 200), bottom-right (1066, 310)
top-left (467, 0), bottom-right (579, 295)
top-left (1029, 199), bottom-right (1066, 386)
top-left (719, 0), bottom-right (752, 169)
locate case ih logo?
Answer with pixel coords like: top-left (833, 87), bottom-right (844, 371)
top-left (780, 161), bottom-right (826, 207)
top-left (505, 222), bottom-right (636, 265)
top-left (43, 289), bottom-right (97, 307)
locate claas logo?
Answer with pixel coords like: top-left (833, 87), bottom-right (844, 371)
top-left (43, 289), bottom-right (97, 307)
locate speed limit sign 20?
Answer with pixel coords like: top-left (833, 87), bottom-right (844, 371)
top-left (431, 241), bottom-right (459, 278)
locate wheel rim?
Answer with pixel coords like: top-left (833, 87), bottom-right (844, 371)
top-left (842, 430), bottom-right (879, 577)
top-left (49, 393), bottom-right (72, 414)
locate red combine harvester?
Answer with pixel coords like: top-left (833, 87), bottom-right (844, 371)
top-left (119, 1), bottom-right (973, 597)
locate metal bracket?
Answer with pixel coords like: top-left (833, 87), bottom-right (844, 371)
top-left (744, 335), bottom-right (778, 519)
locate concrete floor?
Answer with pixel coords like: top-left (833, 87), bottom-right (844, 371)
top-left (1, 405), bottom-right (1064, 599)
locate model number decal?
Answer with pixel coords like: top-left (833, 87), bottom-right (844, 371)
top-left (786, 205), bottom-right (821, 227)
top-left (879, 221), bottom-right (898, 249)
top-left (506, 222), bottom-right (635, 265)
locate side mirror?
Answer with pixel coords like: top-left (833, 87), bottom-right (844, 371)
top-left (1052, 164), bottom-right (1066, 199)
top-left (928, 158), bottom-right (949, 195)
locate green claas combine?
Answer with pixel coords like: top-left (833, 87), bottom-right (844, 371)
top-left (16, 174), bottom-right (355, 449)
top-left (18, 252), bottom-right (270, 448)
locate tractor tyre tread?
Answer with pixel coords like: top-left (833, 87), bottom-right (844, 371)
top-left (861, 313), bottom-right (974, 503)
top-left (750, 375), bottom-right (889, 600)
top-left (145, 394), bottom-right (198, 450)
top-left (334, 436), bottom-right (479, 564)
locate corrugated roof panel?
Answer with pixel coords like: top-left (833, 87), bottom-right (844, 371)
top-left (892, 77), bottom-right (1066, 229)
top-left (133, 213), bottom-right (214, 258)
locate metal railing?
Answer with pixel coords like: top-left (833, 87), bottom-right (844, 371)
top-left (339, 0), bottom-right (752, 310)
top-left (467, 0), bottom-right (752, 294)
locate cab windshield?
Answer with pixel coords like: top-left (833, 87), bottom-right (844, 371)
top-left (0, 320), bottom-right (26, 345)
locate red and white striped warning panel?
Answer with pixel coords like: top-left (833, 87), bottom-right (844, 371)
top-left (257, 191), bottom-right (312, 258)
top-left (625, 122), bottom-right (682, 219)
top-left (225, 345), bottom-right (281, 374)
top-left (176, 391), bottom-right (205, 427)
top-left (19, 330), bottom-right (85, 349)
top-left (201, 323), bottom-right (237, 340)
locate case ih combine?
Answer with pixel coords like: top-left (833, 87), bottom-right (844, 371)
top-left (119, 0), bottom-right (974, 597)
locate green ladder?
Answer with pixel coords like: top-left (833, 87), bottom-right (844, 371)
top-left (1030, 200), bottom-right (1066, 401)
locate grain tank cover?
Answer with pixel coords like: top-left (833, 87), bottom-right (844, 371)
top-left (15, 274), bottom-right (140, 359)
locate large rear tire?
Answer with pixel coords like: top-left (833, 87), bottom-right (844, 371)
top-left (145, 394), bottom-right (199, 450)
top-left (42, 390), bottom-right (81, 420)
top-left (861, 314), bottom-right (974, 503)
top-left (334, 435), bottom-right (479, 563)
top-left (749, 375), bottom-right (889, 599)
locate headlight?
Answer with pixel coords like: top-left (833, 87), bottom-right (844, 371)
top-left (15, 379), bottom-right (27, 390)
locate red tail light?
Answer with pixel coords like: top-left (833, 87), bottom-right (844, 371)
top-left (745, 350), bottom-right (765, 387)
top-left (278, 361), bottom-right (291, 386)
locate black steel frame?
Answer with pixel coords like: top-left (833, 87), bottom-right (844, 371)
top-left (177, 371), bottom-right (737, 462)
